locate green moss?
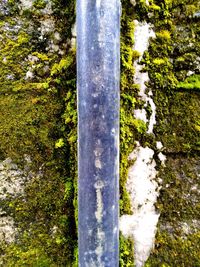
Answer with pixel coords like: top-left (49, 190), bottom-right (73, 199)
top-left (120, 234), bottom-right (135, 267)
top-left (177, 74), bottom-right (200, 91)
top-left (156, 29), bottom-right (171, 40)
top-left (0, 0), bottom-right (77, 266)
top-left (139, 0), bottom-right (200, 265)
top-left (153, 91), bottom-right (200, 153)
top-left (145, 230), bottom-right (200, 267)
top-left (33, 0), bottom-right (47, 9)
top-left (1, 170), bottom-right (76, 266)
top-left (120, 0), bottom-right (138, 217)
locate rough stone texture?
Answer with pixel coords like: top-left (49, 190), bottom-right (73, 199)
top-left (0, 0), bottom-right (77, 266)
top-left (120, 1), bottom-right (200, 266)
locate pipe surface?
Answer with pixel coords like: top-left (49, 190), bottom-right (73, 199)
top-left (77, 0), bottom-right (120, 266)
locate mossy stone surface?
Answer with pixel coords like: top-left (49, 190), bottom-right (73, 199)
top-left (1, 0), bottom-right (200, 266)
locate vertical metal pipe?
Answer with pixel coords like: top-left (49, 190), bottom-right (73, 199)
top-left (77, 0), bottom-right (120, 266)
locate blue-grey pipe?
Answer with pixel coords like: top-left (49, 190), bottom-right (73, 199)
top-left (77, 0), bottom-right (120, 266)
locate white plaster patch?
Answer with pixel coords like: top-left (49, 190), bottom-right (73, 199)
top-left (120, 144), bottom-right (160, 267)
top-left (134, 21), bottom-right (155, 60)
top-left (133, 21), bottom-right (156, 134)
top-left (127, 145), bottom-right (159, 208)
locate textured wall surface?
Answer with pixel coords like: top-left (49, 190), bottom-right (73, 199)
top-left (119, 1), bottom-right (200, 266)
top-left (0, 0), bottom-right (200, 266)
top-left (0, 0), bottom-right (77, 265)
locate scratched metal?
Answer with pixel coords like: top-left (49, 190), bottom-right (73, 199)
top-left (77, 0), bottom-right (120, 266)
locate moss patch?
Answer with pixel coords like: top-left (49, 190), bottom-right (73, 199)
top-left (0, 0), bottom-right (77, 266)
top-left (140, 0), bottom-right (200, 265)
